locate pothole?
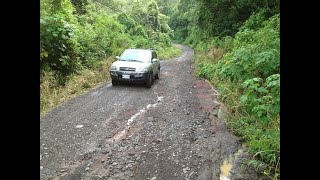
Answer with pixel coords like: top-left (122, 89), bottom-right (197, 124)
top-left (219, 144), bottom-right (246, 180)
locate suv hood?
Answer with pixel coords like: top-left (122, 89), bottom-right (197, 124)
top-left (112, 61), bottom-right (149, 70)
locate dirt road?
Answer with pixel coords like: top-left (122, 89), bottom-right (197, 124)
top-left (40, 45), bottom-right (268, 180)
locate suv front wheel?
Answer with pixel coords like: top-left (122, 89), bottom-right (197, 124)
top-left (146, 73), bottom-right (152, 88)
top-left (112, 80), bottom-right (118, 86)
top-left (155, 68), bottom-right (160, 79)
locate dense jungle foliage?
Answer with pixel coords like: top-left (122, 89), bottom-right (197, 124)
top-left (168, 0), bottom-right (280, 179)
top-left (40, 0), bottom-right (181, 115)
top-left (41, 0), bottom-right (280, 179)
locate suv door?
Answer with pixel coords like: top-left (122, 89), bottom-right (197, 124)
top-left (151, 51), bottom-right (159, 75)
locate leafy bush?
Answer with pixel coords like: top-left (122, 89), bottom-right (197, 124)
top-left (195, 14), bottom-right (280, 179)
top-left (240, 74), bottom-right (280, 123)
top-left (40, 13), bottom-right (82, 82)
top-left (239, 9), bottom-right (270, 31)
top-left (157, 45), bottom-right (182, 60)
top-left (117, 13), bottom-right (147, 37)
top-left (133, 36), bottom-right (150, 48)
top-left (216, 14), bottom-right (280, 82)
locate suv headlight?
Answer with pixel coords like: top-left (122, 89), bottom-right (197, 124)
top-left (138, 67), bottom-right (148, 73)
top-left (111, 65), bottom-right (117, 71)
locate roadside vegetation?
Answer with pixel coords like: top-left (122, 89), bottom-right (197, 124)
top-left (169, 0), bottom-right (280, 179)
top-left (40, 0), bottom-right (181, 115)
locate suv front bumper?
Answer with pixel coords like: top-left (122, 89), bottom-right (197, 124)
top-left (110, 71), bottom-right (150, 83)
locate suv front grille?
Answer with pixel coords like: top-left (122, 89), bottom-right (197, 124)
top-left (119, 67), bottom-right (136, 71)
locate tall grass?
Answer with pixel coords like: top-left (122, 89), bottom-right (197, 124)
top-left (40, 58), bottom-right (112, 116)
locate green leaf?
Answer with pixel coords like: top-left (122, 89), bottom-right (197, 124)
top-left (240, 95), bottom-right (248, 104)
top-left (40, 19), bottom-right (46, 24)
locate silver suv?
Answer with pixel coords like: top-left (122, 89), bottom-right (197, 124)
top-left (110, 48), bottom-right (160, 88)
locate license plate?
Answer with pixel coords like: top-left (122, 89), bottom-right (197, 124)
top-left (122, 74), bottom-right (130, 79)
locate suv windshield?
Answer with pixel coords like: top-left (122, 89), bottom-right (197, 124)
top-left (119, 49), bottom-right (151, 63)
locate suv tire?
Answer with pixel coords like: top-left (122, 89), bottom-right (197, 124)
top-left (112, 80), bottom-right (117, 86)
top-left (146, 73), bottom-right (152, 88)
top-left (155, 68), bottom-right (160, 79)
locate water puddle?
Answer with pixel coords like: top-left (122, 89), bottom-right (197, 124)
top-left (220, 157), bottom-right (233, 180)
top-left (106, 96), bottom-right (164, 143)
top-left (219, 144), bottom-right (245, 180)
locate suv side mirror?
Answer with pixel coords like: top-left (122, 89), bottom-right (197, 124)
top-left (116, 56), bottom-right (120, 60)
top-left (151, 58), bottom-right (158, 63)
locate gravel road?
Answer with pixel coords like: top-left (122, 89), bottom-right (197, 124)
top-left (40, 45), bottom-right (269, 180)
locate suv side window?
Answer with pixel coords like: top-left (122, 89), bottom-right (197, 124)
top-left (152, 52), bottom-right (157, 59)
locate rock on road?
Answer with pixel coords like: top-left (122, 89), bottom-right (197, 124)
top-left (40, 45), bottom-right (268, 180)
